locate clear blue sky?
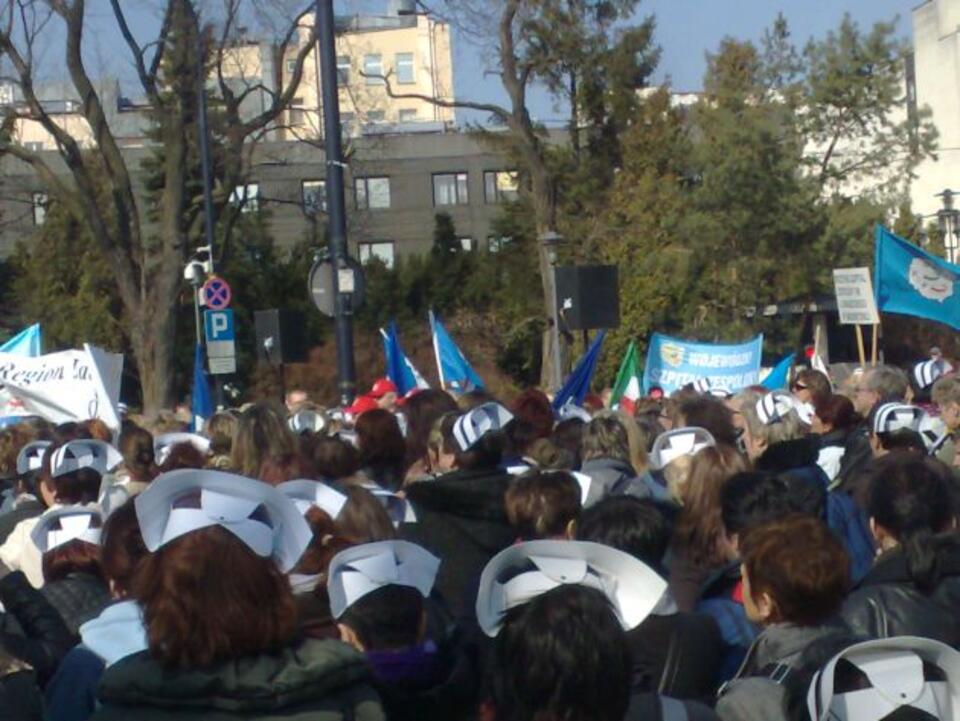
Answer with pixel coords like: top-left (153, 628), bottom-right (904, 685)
top-left (447, 0), bottom-right (917, 124)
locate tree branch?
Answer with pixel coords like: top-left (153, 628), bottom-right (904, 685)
top-left (373, 72), bottom-right (510, 121)
top-left (108, 0), bottom-right (162, 104)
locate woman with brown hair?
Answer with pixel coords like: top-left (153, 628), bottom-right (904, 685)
top-left (230, 402), bottom-right (298, 478)
top-left (401, 389), bottom-right (457, 481)
top-left (354, 409), bottom-right (407, 492)
top-left (32, 507), bottom-right (111, 637)
top-left (669, 445), bottom-right (750, 611)
top-left (89, 469), bottom-right (385, 721)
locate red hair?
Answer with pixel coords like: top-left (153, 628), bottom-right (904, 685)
top-left (133, 526), bottom-right (297, 668)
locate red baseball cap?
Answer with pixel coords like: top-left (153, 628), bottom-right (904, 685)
top-left (369, 378), bottom-right (399, 399)
top-left (345, 394), bottom-right (379, 418)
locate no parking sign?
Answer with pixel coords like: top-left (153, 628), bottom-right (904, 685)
top-left (202, 276), bottom-right (232, 310)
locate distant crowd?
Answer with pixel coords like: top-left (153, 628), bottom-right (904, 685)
top-left (0, 356), bottom-right (957, 720)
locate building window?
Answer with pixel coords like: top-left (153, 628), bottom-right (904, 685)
top-left (363, 54), bottom-right (384, 85)
top-left (433, 172), bottom-right (469, 206)
top-left (230, 183), bottom-right (260, 213)
top-left (24, 141), bottom-right (43, 152)
top-left (31, 192), bottom-right (47, 226)
top-left (289, 97), bottom-right (305, 126)
top-left (366, 110), bottom-right (385, 123)
top-left (484, 170), bottom-right (519, 203)
top-left (286, 59), bottom-right (297, 74)
top-left (302, 179), bottom-right (326, 215)
top-left (398, 108), bottom-right (417, 123)
top-left (359, 241), bottom-right (395, 269)
top-left (337, 55), bottom-right (350, 85)
top-left (355, 176), bottom-right (391, 210)
top-left (395, 53), bottom-right (415, 84)
top-left (459, 237), bottom-right (474, 251)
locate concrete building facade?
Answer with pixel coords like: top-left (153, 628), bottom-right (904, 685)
top-left (911, 0), bottom-right (960, 220)
top-left (0, 128), bottom-right (522, 264)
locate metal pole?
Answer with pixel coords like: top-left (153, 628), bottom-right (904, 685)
top-left (316, 0), bottom-right (356, 405)
top-left (195, 17), bottom-right (224, 409)
top-left (192, 284), bottom-right (203, 346)
top-left (197, 31), bottom-right (217, 271)
top-left (550, 259), bottom-right (563, 392)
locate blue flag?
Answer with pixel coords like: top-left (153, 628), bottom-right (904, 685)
top-left (875, 225), bottom-right (960, 329)
top-left (553, 330), bottom-right (606, 410)
top-left (429, 310), bottom-right (484, 391)
top-left (0, 323), bottom-right (41, 357)
top-left (761, 352), bottom-right (795, 391)
top-left (191, 343), bottom-right (213, 433)
top-left (381, 322), bottom-right (428, 396)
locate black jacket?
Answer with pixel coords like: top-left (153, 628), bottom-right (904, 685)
top-left (628, 610), bottom-right (722, 702)
top-left (41, 573), bottom-right (111, 638)
top-left (0, 649), bottom-right (42, 721)
top-left (841, 536), bottom-right (960, 645)
top-left (401, 467), bottom-right (515, 618)
top-left (0, 499), bottom-right (43, 546)
top-left (0, 570), bottom-right (73, 686)
top-left (91, 637), bottom-right (385, 721)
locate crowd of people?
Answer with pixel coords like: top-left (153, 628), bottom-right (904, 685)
top-left (0, 360), bottom-right (958, 720)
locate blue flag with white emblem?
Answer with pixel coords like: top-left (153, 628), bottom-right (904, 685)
top-left (875, 225), bottom-right (960, 329)
top-left (429, 310), bottom-right (484, 391)
top-left (381, 322), bottom-right (429, 396)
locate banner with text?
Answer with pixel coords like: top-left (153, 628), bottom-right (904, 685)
top-left (643, 333), bottom-right (764, 395)
top-left (0, 344), bottom-right (123, 429)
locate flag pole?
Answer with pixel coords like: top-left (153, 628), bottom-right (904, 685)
top-left (855, 325), bottom-right (867, 368)
top-left (429, 310), bottom-right (446, 390)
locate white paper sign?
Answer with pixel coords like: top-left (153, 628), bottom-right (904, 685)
top-left (0, 344), bottom-right (123, 429)
top-left (833, 267), bottom-right (880, 325)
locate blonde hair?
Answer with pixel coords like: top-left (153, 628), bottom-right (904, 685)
top-left (230, 403), bottom-right (297, 478)
top-left (932, 376), bottom-right (960, 407)
top-left (740, 397), bottom-right (806, 446)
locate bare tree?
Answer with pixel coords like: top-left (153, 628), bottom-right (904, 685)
top-left (0, 0), bottom-right (317, 412)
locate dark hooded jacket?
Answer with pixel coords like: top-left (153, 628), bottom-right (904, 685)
top-left (89, 637), bottom-right (385, 721)
top-left (0, 570), bottom-right (74, 685)
top-left (755, 436), bottom-right (874, 583)
top-left (841, 535), bottom-right (960, 645)
top-left (400, 467), bottom-right (515, 618)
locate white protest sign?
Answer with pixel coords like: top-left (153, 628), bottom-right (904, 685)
top-left (833, 268), bottom-right (880, 326)
top-left (0, 344), bottom-right (123, 429)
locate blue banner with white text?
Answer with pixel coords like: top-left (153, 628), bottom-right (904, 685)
top-left (643, 333), bottom-right (763, 395)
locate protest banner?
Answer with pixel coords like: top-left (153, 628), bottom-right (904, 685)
top-left (833, 266), bottom-right (880, 367)
top-left (0, 344), bottom-right (123, 429)
top-left (642, 333), bottom-right (763, 395)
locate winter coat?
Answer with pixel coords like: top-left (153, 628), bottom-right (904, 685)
top-left (579, 458), bottom-right (656, 507)
top-left (0, 497), bottom-right (42, 546)
top-left (44, 600), bottom-right (148, 721)
top-left (42, 572), bottom-right (111, 637)
top-left (365, 635), bottom-right (479, 721)
top-left (0, 570), bottom-right (73, 685)
top-left (401, 467), bottom-right (515, 618)
top-left (0, 649), bottom-right (42, 721)
top-left (696, 563), bottom-right (756, 683)
top-left (0, 515), bottom-right (46, 588)
top-left (628, 604), bottom-right (723, 702)
top-left (90, 638), bottom-right (385, 721)
top-left (833, 424), bottom-right (873, 498)
top-left (716, 621), bottom-right (858, 721)
top-left (756, 437), bottom-right (874, 582)
top-left (841, 536), bottom-right (960, 645)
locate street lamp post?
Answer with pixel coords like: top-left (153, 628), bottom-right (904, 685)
top-left (316, 0), bottom-right (357, 406)
top-left (540, 230), bottom-right (563, 393)
top-left (936, 189), bottom-right (960, 264)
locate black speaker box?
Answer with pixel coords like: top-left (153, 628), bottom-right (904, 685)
top-left (555, 265), bottom-right (620, 330)
top-left (254, 309), bottom-right (308, 364)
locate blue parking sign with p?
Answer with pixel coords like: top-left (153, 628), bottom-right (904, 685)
top-left (204, 310), bottom-right (235, 342)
